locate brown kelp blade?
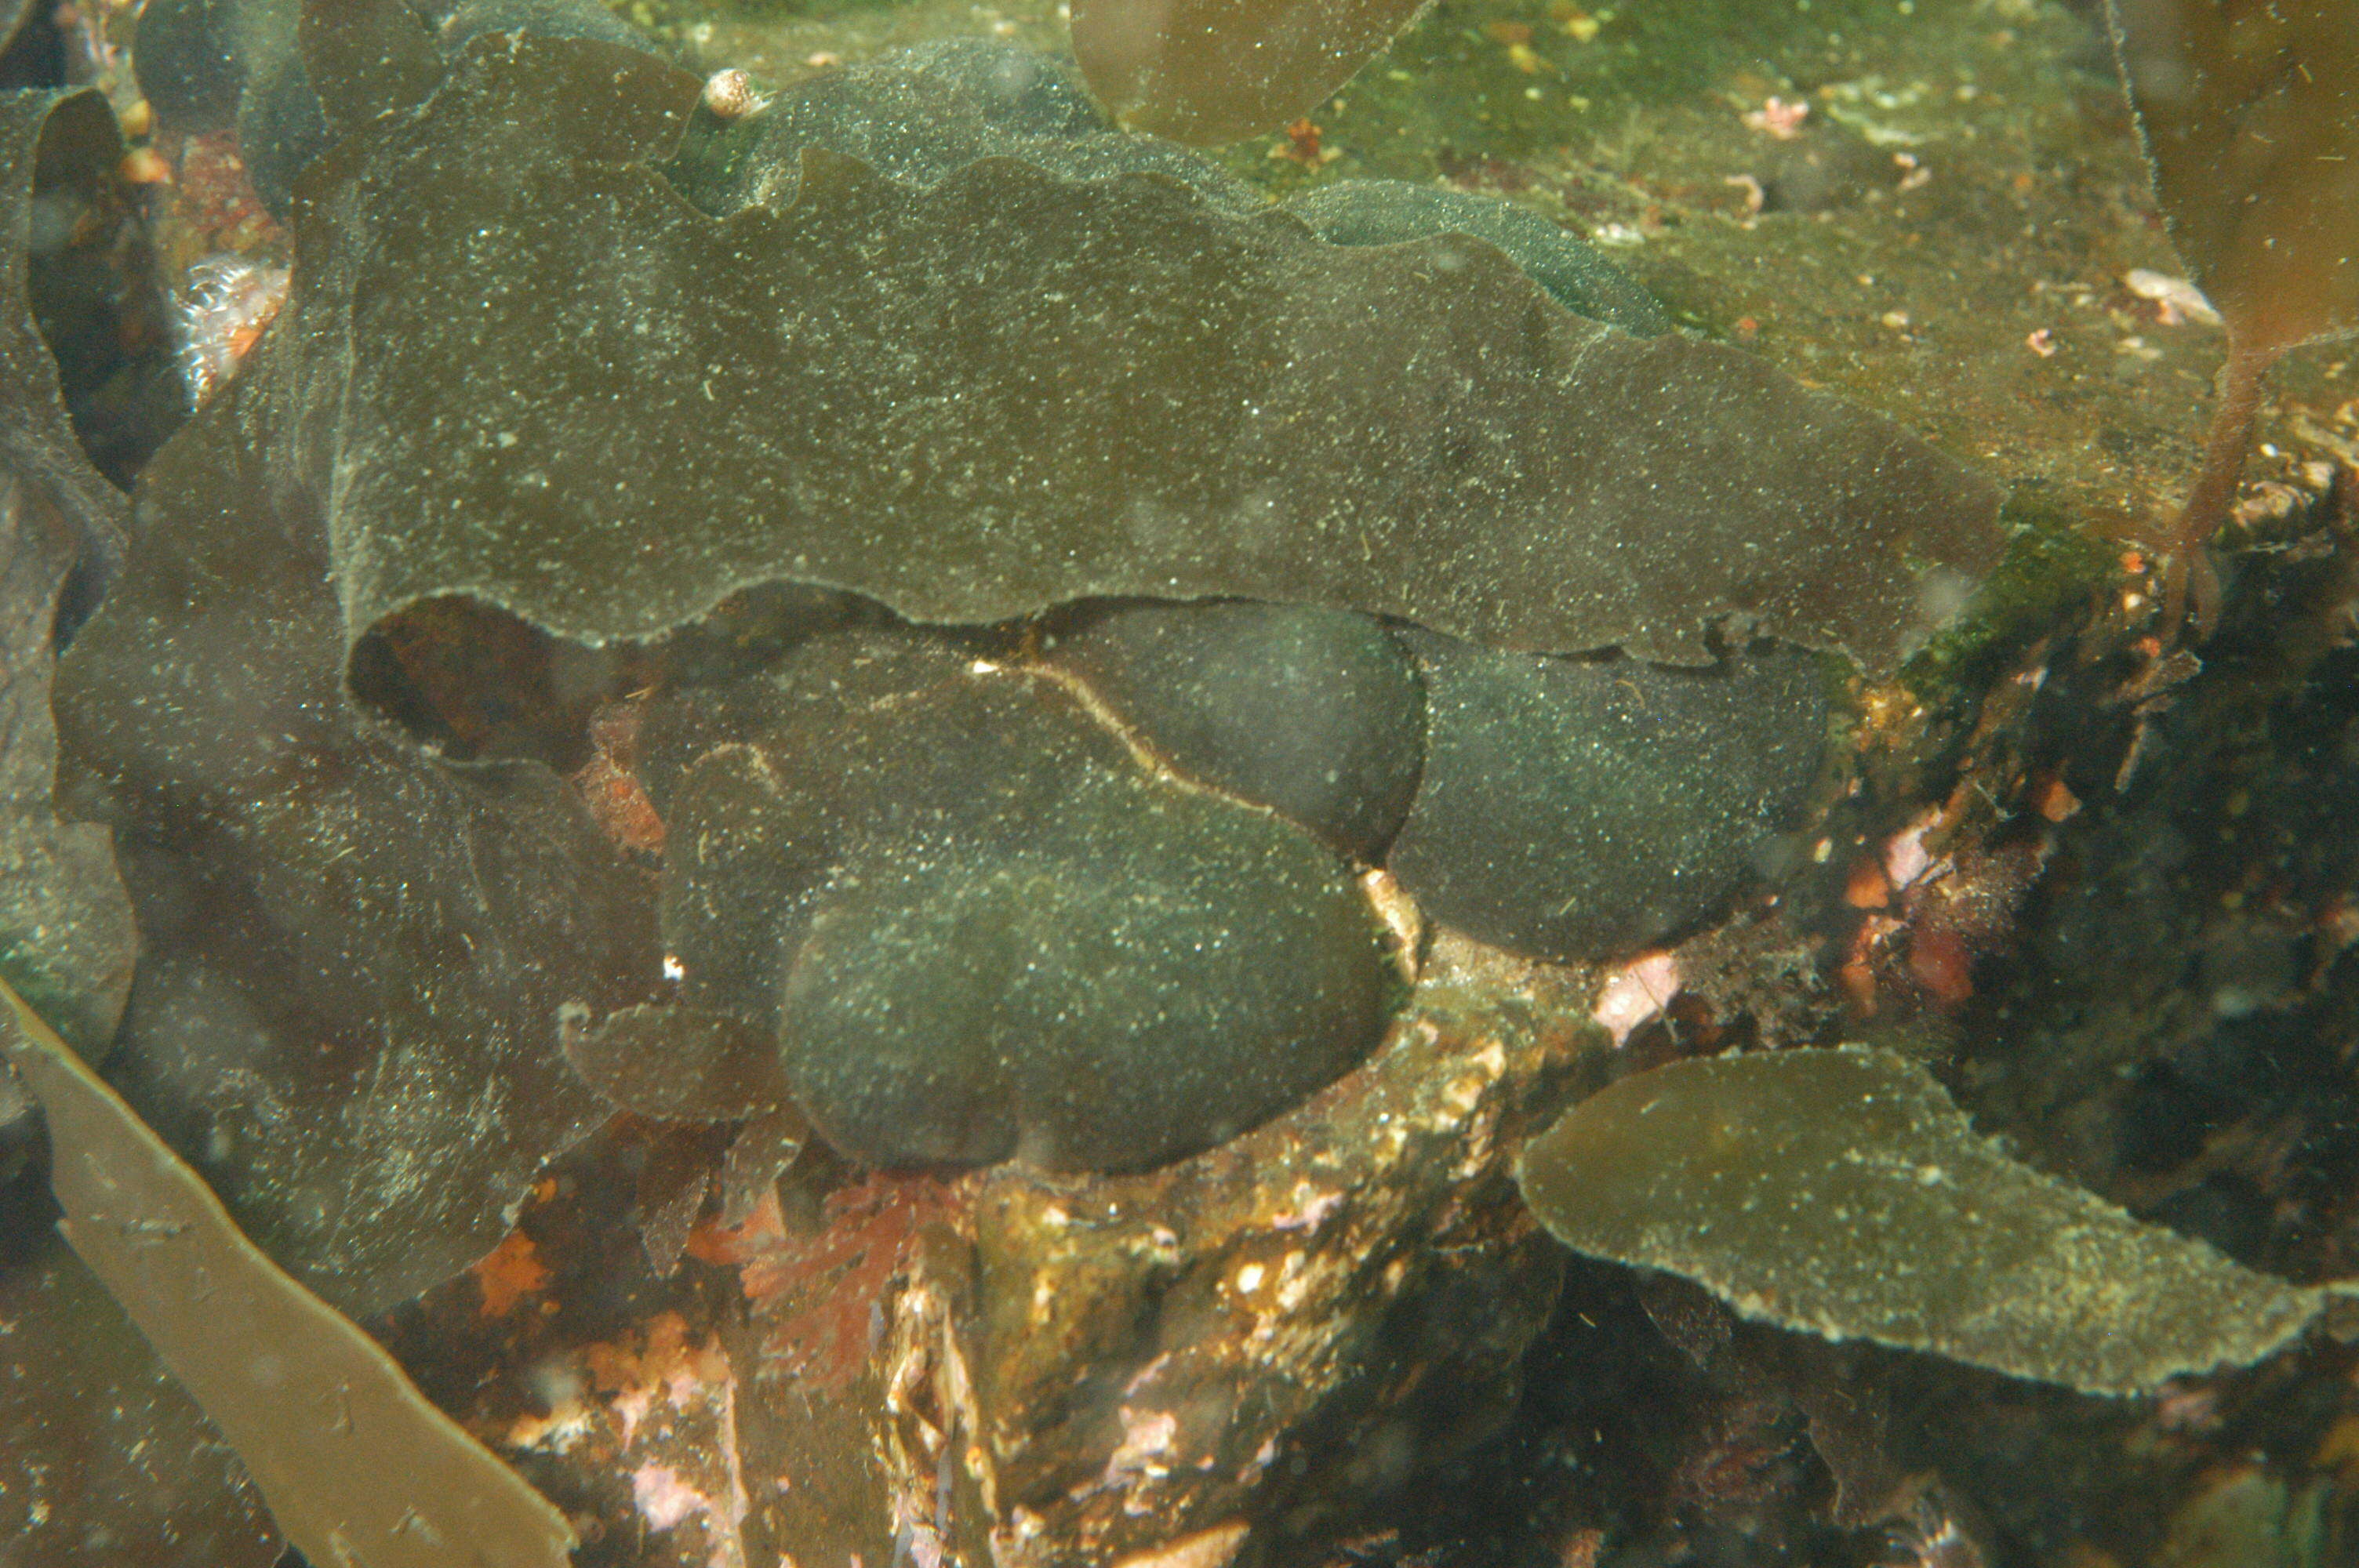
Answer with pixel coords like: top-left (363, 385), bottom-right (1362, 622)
top-left (2108, 0), bottom-right (2359, 624)
top-left (1071, 0), bottom-right (1430, 145)
top-left (1518, 1047), bottom-right (2331, 1396)
top-left (2110, 0), bottom-right (2359, 353)
top-left (0, 975), bottom-right (577, 1568)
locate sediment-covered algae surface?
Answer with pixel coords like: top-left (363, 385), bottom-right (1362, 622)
top-left (7, 0), bottom-right (2357, 1563)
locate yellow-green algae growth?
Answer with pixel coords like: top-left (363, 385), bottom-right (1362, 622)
top-left (1518, 1045), bottom-right (2337, 1396)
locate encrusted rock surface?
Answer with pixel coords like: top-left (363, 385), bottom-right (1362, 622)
top-left (656, 938), bottom-right (1605, 1567)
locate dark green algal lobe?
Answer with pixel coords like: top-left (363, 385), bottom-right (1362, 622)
top-left (635, 631), bottom-right (1394, 1172)
top-left (42, 24), bottom-right (2008, 1294)
top-left (0, 88), bottom-right (131, 581)
top-left (0, 92), bottom-right (136, 1079)
top-left (1388, 636), bottom-right (1827, 963)
top-left (53, 359), bottom-right (642, 1316)
top-left (1040, 599), bottom-right (1430, 862)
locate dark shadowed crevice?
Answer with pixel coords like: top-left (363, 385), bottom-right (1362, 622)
top-left (23, 96), bottom-right (181, 491)
top-left (347, 595), bottom-right (634, 771)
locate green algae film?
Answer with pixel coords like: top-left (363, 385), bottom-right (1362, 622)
top-left (669, 38), bottom-right (1266, 216)
top-left (1517, 1047), bottom-right (2328, 1396)
top-left (0, 975), bottom-right (576, 1568)
top-left (671, 44), bottom-right (1670, 334)
top-left (132, 0), bottom-right (657, 212)
top-left (1070, 0), bottom-right (1428, 147)
top-left (37, 24), bottom-right (2005, 1305)
top-left (1283, 178), bottom-right (1674, 336)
